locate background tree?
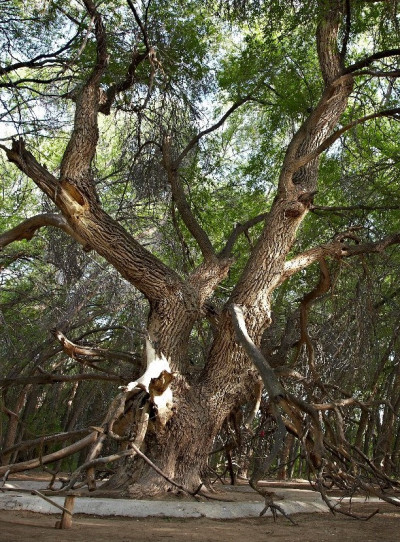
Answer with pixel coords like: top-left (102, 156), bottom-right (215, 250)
top-left (1, 0), bottom-right (400, 508)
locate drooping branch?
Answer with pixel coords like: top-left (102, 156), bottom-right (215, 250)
top-left (229, 304), bottom-right (286, 401)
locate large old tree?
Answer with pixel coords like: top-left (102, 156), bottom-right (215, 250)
top-left (1, 0), bottom-right (400, 503)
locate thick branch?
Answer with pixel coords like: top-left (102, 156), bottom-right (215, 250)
top-left (0, 213), bottom-right (88, 249)
top-left (316, 0), bottom-right (344, 85)
top-left (0, 139), bottom-right (58, 200)
top-left (279, 10), bottom-right (354, 194)
top-left (283, 232), bottom-right (400, 278)
top-left (229, 304), bottom-right (286, 401)
top-left (345, 48), bottom-right (400, 74)
top-left (60, 0), bottom-right (108, 186)
top-left (2, 139), bottom-right (185, 302)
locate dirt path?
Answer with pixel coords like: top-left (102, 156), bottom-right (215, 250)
top-left (1, 503), bottom-right (399, 542)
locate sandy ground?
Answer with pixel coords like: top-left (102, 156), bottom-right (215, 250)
top-left (0, 502), bottom-right (399, 542)
top-left (1, 474), bottom-right (399, 541)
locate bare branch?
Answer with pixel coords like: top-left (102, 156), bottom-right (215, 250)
top-left (290, 108), bottom-right (400, 173)
top-left (175, 96), bottom-right (251, 167)
top-left (0, 432), bottom-right (98, 476)
top-left (163, 139), bottom-right (216, 261)
top-left (312, 204), bottom-right (400, 213)
top-left (98, 48), bottom-right (148, 115)
top-left (297, 258), bottom-right (331, 377)
top-left (0, 34), bottom-right (79, 76)
top-left (352, 69), bottom-right (400, 77)
top-left (220, 213), bottom-right (269, 258)
top-left (0, 374), bottom-right (127, 388)
top-left (345, 48), bottom-right (400, 74)
top-left (161, 96), bottom-right (256, 261)
top-left (340, 0), bottom-right (351, 61)
top-left (0, 429), bottom-right (91, 459)
top-left (126, 0), bottom-right (150, 50)
top-left (51, 328), bottom-right (140, 365)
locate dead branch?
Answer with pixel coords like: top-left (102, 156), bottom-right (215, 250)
top-left (0, 429), bottom-right (91, 459)
top-left (0, 373), bottom-right (126, 388)
top-left (0, 432), bottom-right (98, 476)
top-left (51, 328), bottom-right (140, 365)
top-left (63, 402), bottom-right (149, 490)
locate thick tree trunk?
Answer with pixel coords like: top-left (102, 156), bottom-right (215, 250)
top-left (116, 1), bottom-right (356, 494)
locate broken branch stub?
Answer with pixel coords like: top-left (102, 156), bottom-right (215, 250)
top-left (125, 338), bottom-right (175, 426)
